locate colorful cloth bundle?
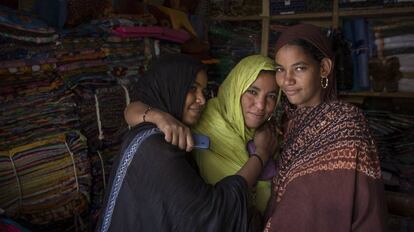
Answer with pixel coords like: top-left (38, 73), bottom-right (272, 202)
top-left (0, 91), bottom-right (80, 150)
top-left (0, 57), bottom-right (57, 76)
top-left (209, 0), bottom-right (261, 17)
top-left (76, 85), bottom-right (130, 151)
top-left (0, 72), bottom-right (63, 101)
top-left (0, 131), bottom-right (91, 225)
top-left (0, 5), bottom-right (58, 44)
top-left (113, 26), bottom-right (192, 43)
top-left (208, 21), bottom-right (261, 83)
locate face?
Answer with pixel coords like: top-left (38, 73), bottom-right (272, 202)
top-left (241, 72), bottom-right (278, 129)
top-left (275, 44), bottom-right (323, 108)
top-left (182, 70), bottom-right (208, 126)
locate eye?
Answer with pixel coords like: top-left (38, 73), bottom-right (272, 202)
top-left (246, 89), bottom-right (257, 95)
top-left (295, 66), bottom-right (306, 71)
top-left (189, 85), bottom-right (197, 92)
top-left (267, 93), bottom-right (277, 100)
top-left (275, 67), bottom-right (284, 72)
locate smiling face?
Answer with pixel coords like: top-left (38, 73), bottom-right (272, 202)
top-left (275, 44), bottom-right (324, 108)
top-left (241, 71), bottom-right (278, 129)
top-left (182, 70), bottom-right (208, 126)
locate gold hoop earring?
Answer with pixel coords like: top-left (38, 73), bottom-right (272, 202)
top-left (321, 76), bottom-right (328, 89)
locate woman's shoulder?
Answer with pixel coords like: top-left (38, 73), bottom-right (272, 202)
top-left (318, 101), bottom-right (370, 133)
top-left (328, 100), bottom-right (362, 113)
top-left (326, 100), bottom-right (365, 120)
top-left (123, 125), bottom-right (186, 156)
top-left (140, 132), bottom-right (187, 157)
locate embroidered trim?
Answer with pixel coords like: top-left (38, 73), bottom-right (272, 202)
top-left (100, 128), bottom-right (160, 232)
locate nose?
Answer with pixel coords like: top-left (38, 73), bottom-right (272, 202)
top-left (255, 96), bottom-right (266, 111)
top-left (283, 70), bottom-right (296, 86)
top-left (196, 91), bottom-right (206, 106)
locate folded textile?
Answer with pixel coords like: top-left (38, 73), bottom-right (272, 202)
top-left (113, 26), bottom-right (191, 43)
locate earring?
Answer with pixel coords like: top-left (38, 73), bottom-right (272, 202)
top-left (321, 76), bottom-right (328, 89)
top-left (267, 115), bottom-right (273, 122)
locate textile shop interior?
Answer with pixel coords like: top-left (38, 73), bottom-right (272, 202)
top-left (0, 0), bottom-right (413, 231)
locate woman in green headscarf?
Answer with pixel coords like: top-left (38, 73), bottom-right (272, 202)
top-left (125, 54), bottom-right (278, 213)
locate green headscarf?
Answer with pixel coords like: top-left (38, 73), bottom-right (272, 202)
top-left (193, 55), bottom-right (276, 213)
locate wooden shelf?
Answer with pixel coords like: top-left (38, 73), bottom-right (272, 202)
top-left (339, 6), bottom-right (414, 17)
top-left (270, 12), bottom-right (332, 20)
top-left (211, 6), bottom-right (414, 21)
top-left (268, 6), bottom-right (414, 20)
top-left (211, 12), bottom-right (333, 21)
top-left (210, 15), bottom-right (263, 21)
top-left (212, 6), bottom-right (414, 21)
top-left (339, 91), bottom-right (414, 98)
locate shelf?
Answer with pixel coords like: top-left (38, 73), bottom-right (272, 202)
top-left (212, 12), bottom-right (334, 21)
top-left (270, 12), bottom-right (332, 20)
top-left (339, 91), bottom-right (414, 98)
top-left (212, 6), bottom-right (414, 21)
top-left (210, 15), bottom-right (263, 21)
top-left (339, 6), bottom-right (414, 17)
top-left (269, 6), bottom-right (414, 20)
top-left (212, 7), bottom-right (414, 21)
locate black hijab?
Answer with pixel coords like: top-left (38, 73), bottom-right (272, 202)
top-left (134, 54), bottom-right (205, 121)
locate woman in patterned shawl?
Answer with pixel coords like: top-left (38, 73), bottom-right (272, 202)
top-left (264, 24), bottom-right (387, 232)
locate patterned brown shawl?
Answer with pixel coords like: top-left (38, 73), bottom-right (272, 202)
top-left (264, 101), bottom-right (387, 231)
top-left (273, 101), bottom-right (382, 203)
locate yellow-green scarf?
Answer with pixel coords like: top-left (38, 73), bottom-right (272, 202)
top-left (193, 55), bottom-right (276, 213)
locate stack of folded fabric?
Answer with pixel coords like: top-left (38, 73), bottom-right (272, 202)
top-left (0, 131), bottom-right (91, 226)
top-left (0, 5), bottom-right (58, 43)
top-left (364, 110), bottom-right (414, 194)
top-left (208, 20), bottom-right (261, 83)
top-left (0, 90), bottom-right (80, 151)
top-left (267, 23), bottom-right (290, 58)
top-left (209, 0), bottom-right (261, 17)
top-left (372, 20), bottom-right (414, 92)
top-left (59, 17), bottom-right (154, 217)
top-left (0, 4), bottom-right (198, 229)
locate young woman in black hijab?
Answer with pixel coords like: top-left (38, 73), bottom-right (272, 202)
top-left (96, 54), bottom-right (276, 232)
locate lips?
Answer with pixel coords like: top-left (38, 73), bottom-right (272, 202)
top-left (283, 88), bottom-right (299, 96)
top-left (189, 107), bottom-right (203, 114)
top-left (250, 112), bottom-right (265, 117)
top-left (248, 112), bottom-right (265, 120)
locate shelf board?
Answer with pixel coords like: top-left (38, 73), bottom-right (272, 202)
top-left (210, 15), bottom-right (263, 21)
top-left (339, 6), bottom-right (414, 17)
top-left (212, 6), bottom-right (414, 21)
top-left (270, 12), bottom-right (332, 20)
top-left (339, 91), bottom-right (414, 98)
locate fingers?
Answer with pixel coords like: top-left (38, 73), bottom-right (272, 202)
top-left (162, 123), bottom-right (193, 151)
top-left (177, 127), bottom-right (186, 151)
top-left (164, 128), bottom-right (172, 143)
top-left (185, 128), bottom-right (194, 152)
top-left (172, 132), bottom-right (179, 147)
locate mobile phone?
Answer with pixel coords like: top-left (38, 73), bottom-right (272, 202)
top-left (193, 134), bottom-right (210, 149)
